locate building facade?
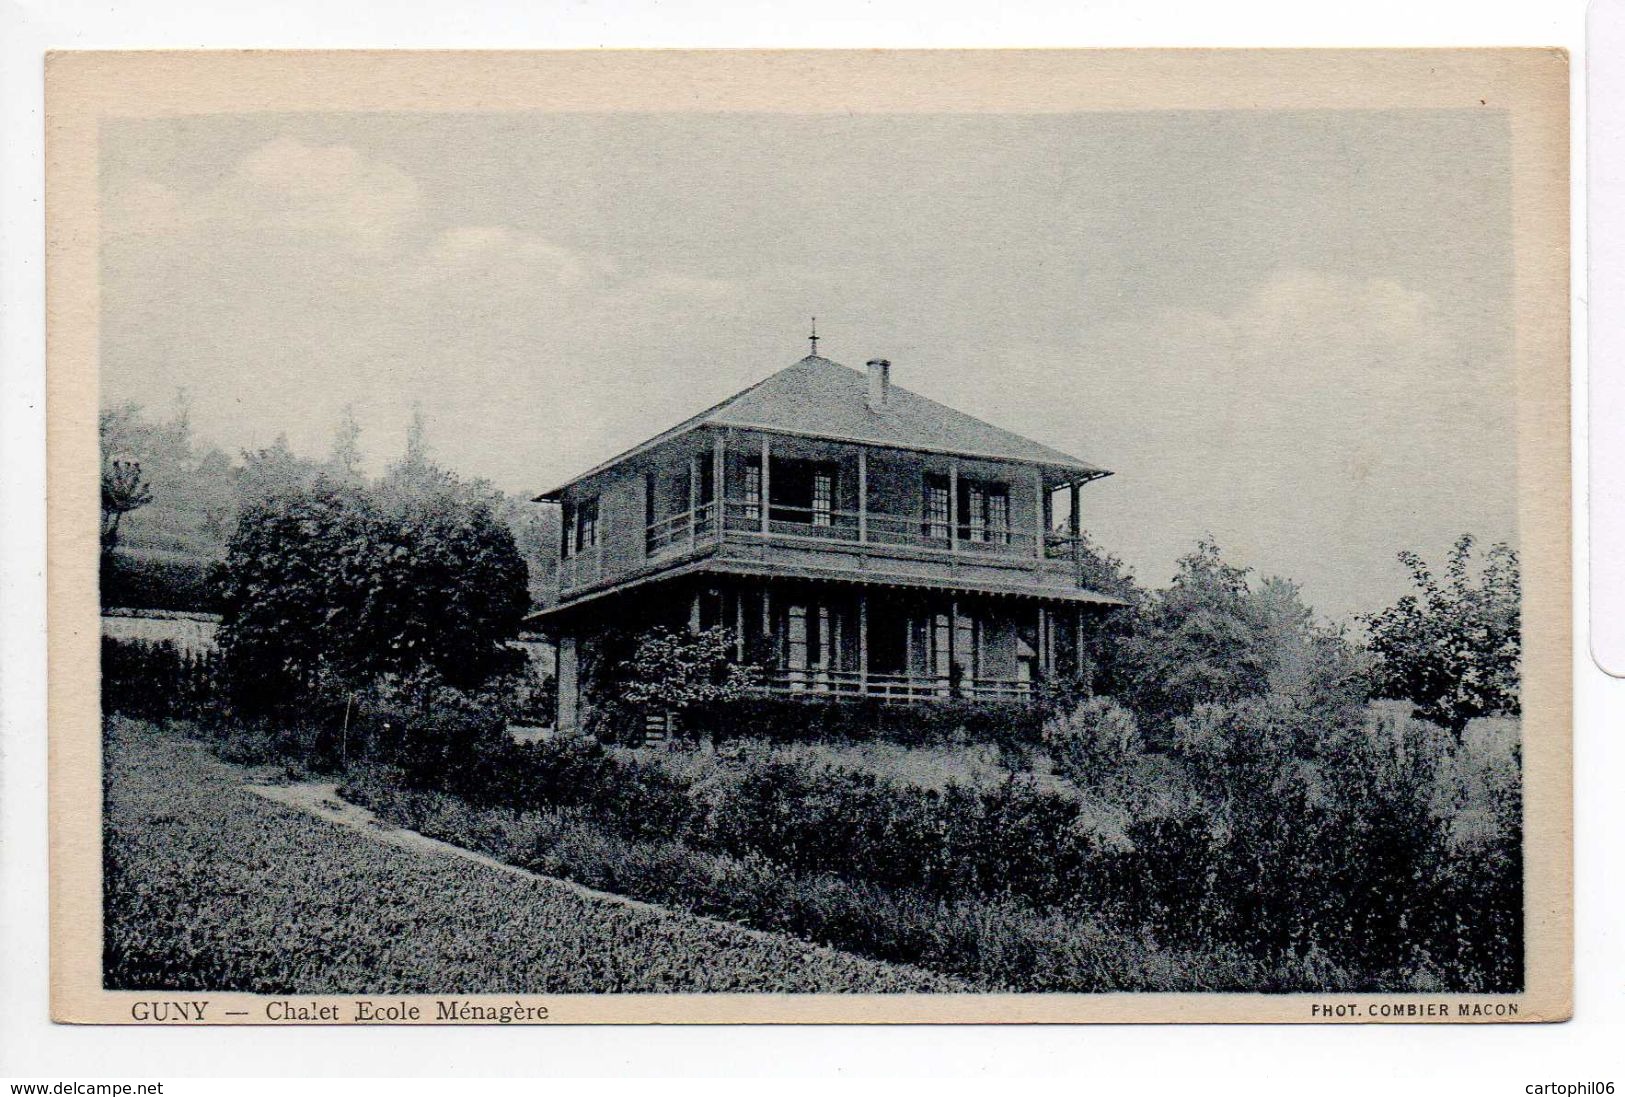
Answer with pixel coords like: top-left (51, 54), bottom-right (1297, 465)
top-left (531, 351), bottom-right (1120, 732)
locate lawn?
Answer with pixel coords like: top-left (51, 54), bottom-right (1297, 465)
top-left (102, 716), bottom-right (961, 994)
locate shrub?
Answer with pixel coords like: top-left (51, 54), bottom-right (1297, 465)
top-left (1044, 696), bottom-right (1142, 786)
top-left (688, 693), bottom-right (1047, 756)
top-left (101, 637), bottom-right (225, 723)
top-left (217, 470), bottom-right (529, 716)
top-left (620, 626), bottom-right (760, 734)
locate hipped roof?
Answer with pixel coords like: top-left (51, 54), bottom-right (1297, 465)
top-left (537, 354), bottom-right (1109, 501)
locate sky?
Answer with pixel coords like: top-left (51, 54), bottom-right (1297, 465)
top-left (99, 109), bottom-right (1515, 623)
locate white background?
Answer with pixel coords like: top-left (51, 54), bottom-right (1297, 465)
top-left (0, 0), bottom-right (1615, 1089)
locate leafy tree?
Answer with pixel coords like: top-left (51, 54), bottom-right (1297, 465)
top-left (1117, 537), bottom-right (1369, 744)
top-left (1118, 537), bottom-right (1269, 726)
top-left (621, 625), bottom-right (760, 717)
top-left (100, 458), bottom-right (153, 554)
top-left (1362, 535), bottom-right (1520, 734)
top-left (327, 404), bottom-right (365, 482)
top-left (218, 444), bottom-right (530, 713)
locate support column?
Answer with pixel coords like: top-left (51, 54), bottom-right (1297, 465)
top-left (1069, 480), bottom-right (1082, 568)
top-left (689, 591), bottom-right (702, 633)
top-left (1037, 606), bottom-right (1048, 676)
top-left (688, 454), bottom-right (700, 551)
top-left (1076, 607), bottom-right (1087, 680)
top-left (735, 588), bottom-right (746, 661)
top-left (948, 458), bottom-right (960, 554)
top-left (713, 430), bottom-right (726, 545)
top-left (556, 636), bottom-right (579, 732)
top-left (760, 436), bottom-right (772, 535)
top-left (857, 447), bottom-right (868, 543)
top-left (762, 586), bottom-right (774, 680)
top-left (1033, 469), bottom-right (1046, 559)
top-left (858, 591), bottom-right (869, 694)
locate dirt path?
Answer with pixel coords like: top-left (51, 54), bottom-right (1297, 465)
top-left (247, 780), bottom-right (736, 922)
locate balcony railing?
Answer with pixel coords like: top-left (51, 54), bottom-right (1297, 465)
top-left (711, 498), bottom-right (1084, 561)
top-left (561, 496), bottom-right (1096, 597)
top-left (755, 668), bottom-right (1033, 702)
top-left (646, 501), bottom-right (718, 555)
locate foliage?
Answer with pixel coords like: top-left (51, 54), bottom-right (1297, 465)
top-left (100, 458), bottom-right (154, 554)
top-left (103, 718), bottom-right (947, 993)
top-left (217, 470), bottom-right (530, 713)
top-left (326, 691), bottom-right (1523, 992)
top-left (101, 637), bottom-right (225, 724)
top-left (346, 770), bottom-right (1283, 993)
top-left (98, 401), bottom-right (238, 575)
top-left (97, 401), bottom-right (558, 617)
top-left (687, 693), bottom-right (1049, 757)
top-left (620, 626), bottom-right (760, 715)
top-left (1044, 696), bottom-right (1142, 786)
top-left (1362, 535), bottom-right (1521, 734)
top-left (100, 554), bottom-right (224, 613)
top-left (1115, 537), bottom-right (1370, 743)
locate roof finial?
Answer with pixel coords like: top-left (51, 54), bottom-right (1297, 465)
top-left (809, 317), bottom-right (819, 357)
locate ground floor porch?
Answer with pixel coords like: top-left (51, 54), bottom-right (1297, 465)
top-left (548, 575), bottom-right (1102, 732)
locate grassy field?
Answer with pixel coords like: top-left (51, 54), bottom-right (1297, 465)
top-left (102, 717), bottom-right (960, 994)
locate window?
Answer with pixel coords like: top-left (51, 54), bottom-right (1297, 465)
top-left (770, 458), bottom-right (837, 526)
top-left (743, 459), bottom-right (762, 521)
top-left (985, 487), bottom-right (1010, 545)
top-left (575, 497), bottom-right (599, 552)
top-left (813, 469), bottom-right (833, 527)
top-left (924, 475), bottom-right (951, 540)
top-left (958, 479), bottom-right (1009, 545)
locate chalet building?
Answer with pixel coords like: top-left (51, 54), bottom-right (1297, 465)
top-left (531, 343), bottom-right (1121, 732)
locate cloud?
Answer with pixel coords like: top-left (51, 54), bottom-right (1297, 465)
top-left (230, 136), bottom-right (428, 254)
top-left (419, 224), bottom-right (617, 292)
top-left (99, 134), bottom-right (750, 490)
top-left (1028, 268), bottom-right (1516, 620)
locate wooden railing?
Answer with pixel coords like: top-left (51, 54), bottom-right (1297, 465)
top-left (561, 496), bottom-right (1096, 598)
top-left (715, 498), bottom-right (1080, 561)
top-left (645, 501), bottom-right (718, 554)
top-left (755, 668), bottom-right (1033, 702)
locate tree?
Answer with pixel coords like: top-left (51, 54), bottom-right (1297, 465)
top-left (100, 458), bottom-right (153, 554)
top-left (620, 626), bottom-right (760, 717)
top-left (217, 469), bottom-right (531, 714)
top-left (1362, 535), bottom-right (1520, 735)
top-left (1117, 537), bottom-right (1369, 743)
top-left (328, 404), bottom-right (364, 482)
top-left (1119, 537), bottom-right (1270, 725)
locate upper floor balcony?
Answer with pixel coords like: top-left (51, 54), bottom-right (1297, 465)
top-left (553, 426), bottom-right (1109, 604)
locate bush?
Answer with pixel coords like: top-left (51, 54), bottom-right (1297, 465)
top-left (101, 637), bottom-right (225, 723)
top-left (342, 687), bottom-right (1523, 991)
top-left (1044, 696), bottom-right (1142, 786)
top-left (687, 694), bottom-right (1047, 756)
top-left (218, 470), bottom-right (529, 717)
top-left (100, 553), bottom-right (223, 613)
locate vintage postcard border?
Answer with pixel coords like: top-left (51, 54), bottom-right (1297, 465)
top-left (47, 48), bottom-right (1571, 1024)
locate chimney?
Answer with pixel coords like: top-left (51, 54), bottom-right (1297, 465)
top-left (866, 359), bottom-right (891, 412)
